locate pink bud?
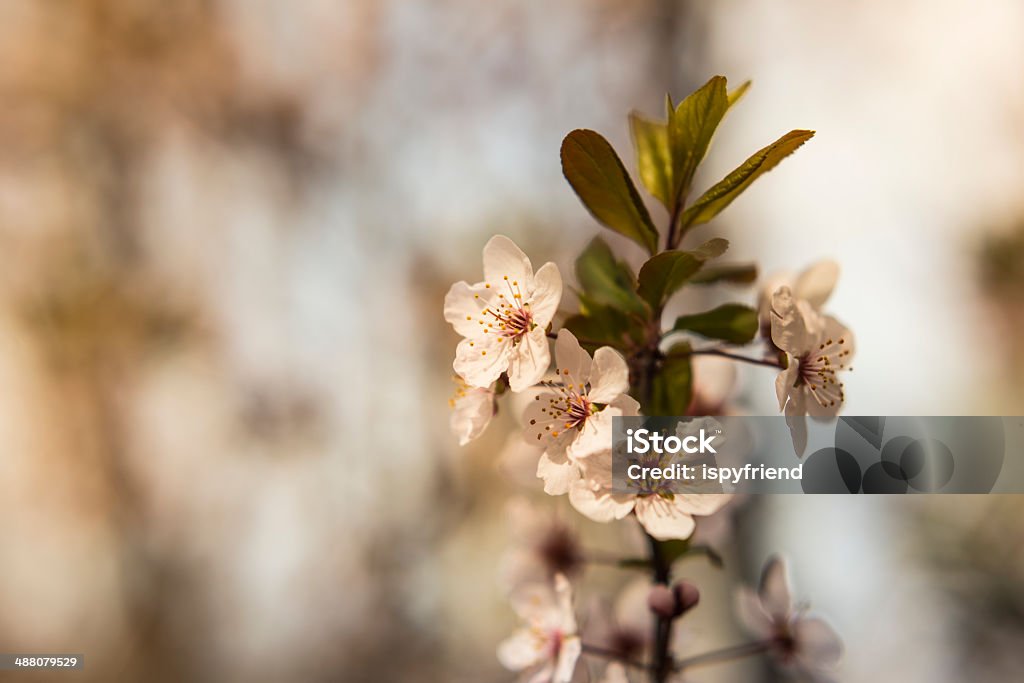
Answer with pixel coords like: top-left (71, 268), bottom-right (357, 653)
top-left (673, 581), bottom-right (700, 613)
top-left (647, 585), bottom-right (677, 618)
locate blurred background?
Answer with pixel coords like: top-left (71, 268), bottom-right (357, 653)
top-left (0, 0), bottom-right (1022, 681)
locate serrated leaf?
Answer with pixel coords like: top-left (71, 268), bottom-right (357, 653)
top-left (575, 237), bottom-right (648, 317)
top-left (672, 303), bottom-right (758, 344)
top-left (629, 112), bottom-right (672, 209)
top-left (561, 129), bottom-right (659, 254)
top-left (690, 262), bottom-right (758, 286)
top-left (647, 342), bottom-right (693, 416)
top-left (636, 238), bottom-right (729, 308)
top-left (727, 80), bottom-right (751, 107)
top-left (679, 130), bottom-right (815, 232)
top-left (668, 76), bottom-right (729, 204)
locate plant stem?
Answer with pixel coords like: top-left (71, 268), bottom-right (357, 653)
top-left (581, 643), bottom-right (652, 671)
top-left (673, 640), bottom-right (772, 672)
top-left (645, 531), bottom-right (673, 683)
top-left (690, 347), bottom-right (782, 368)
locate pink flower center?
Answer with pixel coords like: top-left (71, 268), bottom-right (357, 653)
top-left (477, 277), bottom-right (533, 342)
top-left (797, 334), bottom-right (851, 408)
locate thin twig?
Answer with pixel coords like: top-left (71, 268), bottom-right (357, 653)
top-left (673, 640), bottom-right (772, 672)
top-left (690, 347), bottom-right (782, 368)
top-left (581, 644), bottom-right (652, 671)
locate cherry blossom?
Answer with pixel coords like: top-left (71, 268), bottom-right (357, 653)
top-left (770, 286), bottom-right (855, 454)
top-left (525, 330), bottom-right (639, 495)
top-left (568, 418), bottom-right (731, 540)
top-left (448, 377), bottom-right (494, 445)
top-left (758, 260), bottom-right (839, 338)
top-left (497, 574), bottom-right (581, 683)
top-left (500, 498), bottom-right (583, 593)
top-left (444, 235), bottom-right (562, 392)
top-left (736, 556), bottom-right (842, 682)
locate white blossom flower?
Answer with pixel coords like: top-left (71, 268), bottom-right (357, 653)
top-left (770, 287), bottom-right (855, 454)
top-left (568, 418), bottom-right (731, 540)
top-left (525, 329), bottom-right (639, 495)
top-left (448, 377), bottom-right (495, 445)
top-left (736, 556), bottom-right (842, 682)
top-left (444, 235), bottom-right (562, 392)
top-left (583, 577), bottom-right (679, 662)
top-left (498, 574), bottom-right (581, 683)
top-left (500, 498), bottom-right (583, 593)
top-left (758, 260), bottom-right (839, 336)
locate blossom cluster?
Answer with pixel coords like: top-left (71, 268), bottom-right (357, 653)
top-left (442, 76), bottom-right (850, 682)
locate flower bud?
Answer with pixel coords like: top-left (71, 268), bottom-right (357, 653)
top-left (647, 581), bottom-right (701, 620)
top-left (673, 581), bottom-right (700, 613)
top-left (646, 585), bottom-right (677, 618)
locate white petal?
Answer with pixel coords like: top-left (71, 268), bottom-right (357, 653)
top-left (793, 617), bottom-right (843, 669)
top-left (554, 636), bottom-right (581, 683)
top-left (497, 629), bottom-right (544, 671)
top-left (508, 326), bottom-right (552, 392)
top-left (483, 235), bottom-right (534, 287)
top-left (553, 573), bottom-right (577, 633)
top-left (770, 288), bottom-right (822, 356)
top-left (450, 385), bottom-right (494, 445)
top-left (634, 496), bottom-right (696, 540)
top-left (794, 260), bottom-right (839, 310)
top-left (735, 587), bottom-right (774, 638)
top-left (443, 280), bottom-right (493, 337)
top-left (526, 663), bottom-right (556, 683)
top-left (822, 315), bottom-right (855, 360)
top-left (568, 478), bottom-right (634, 523)
top-left (670, 492), bottom-right (732, 516)
top-left (509, 583), bottom-right (557, 623)
top-left (758, 270), bottom-right (792, 320)
top-left (608, 394), bottom-right (640, 416)
top-left (567, 408), bottom-right (614, 460)
top-left (555, 329), bottom-right (592, 387)
top-left (784, 398), bottom-right (810, 456)
top-left (759, 556), bottom-right (793, 620)
top-left (537, 453), bottom-right (578, 495)
top-left (587, 346), bottom-right (629, 403)
top-left (454, 335), bottom-right (509, 388)
top-left (529, 262), bottom-right (563, 327)
top-left (775, 363), bottom-right (799, 412)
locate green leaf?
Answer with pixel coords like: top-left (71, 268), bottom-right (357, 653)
top-left (629, 112), bottom-right (672, 209)
top-left (679, 129), bottom-right (815, 231)
top-left (668, 76), bottom-right (729, 203)
top-left (575, 237), bottom-right (648, 316)
top-left (561, 129), bottom-right (659, 254)
top-left (636, 238), bottom-right (729, 308)
top-left (690, 262), bottom-right (758, 286)
top-left (672, 303), bottom-right (758, 344)
top-left (727, 80), bottom-right (752, 107)
top-left (563, 305), bottom-right (640, 352)
top-left (647, 342), bottom-right (693, 416)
